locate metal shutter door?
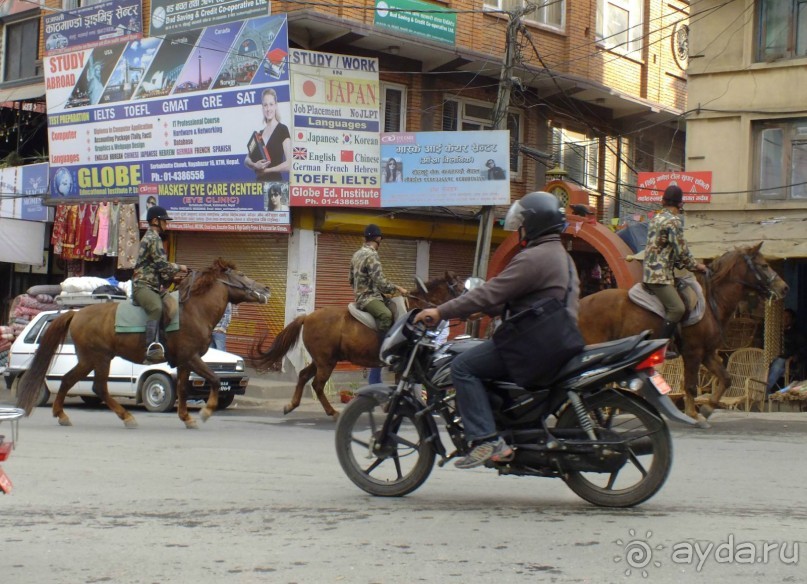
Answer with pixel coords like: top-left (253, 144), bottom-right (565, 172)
top-left (174, 232), bottom-right (288, 358)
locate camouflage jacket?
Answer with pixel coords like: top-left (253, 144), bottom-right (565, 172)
top-left (643, 209), bottom-right (699, 285)
top-left (132, 229), bottom-right (181, 292)
top-left (349, 243), bottom-right (398, 309)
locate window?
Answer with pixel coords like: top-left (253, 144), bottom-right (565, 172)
top-left (483, 0), bottom-right (564, 29)
top-left (381, 83), bottom-right (406, 132)
top-left (3, 18), bottom-right (40, 83)
top-left (755, 119), bottom-right (807, 201)
top-left (62, 0), bottom-right (106, 8)
top-left (757, 0), bottom-right (807, 61)
top-left (596, 0), bottom-right (644, 55)
top-left (551, 127), bottom-right (599, 189)
top-left (442, 97), bottom-right (523, 176)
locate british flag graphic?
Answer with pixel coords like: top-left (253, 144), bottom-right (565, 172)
top-left (293, 147), bottom-right (308, 160)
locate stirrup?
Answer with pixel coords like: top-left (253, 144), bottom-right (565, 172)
top-left (145, 342), bottom-right (165, 363)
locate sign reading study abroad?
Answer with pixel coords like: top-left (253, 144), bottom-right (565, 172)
top-left (289, 49), bottom-right (381, 207)
top-left (637, 171), bottom-right (713, 203)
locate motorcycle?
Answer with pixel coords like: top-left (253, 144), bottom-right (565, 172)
top-left (335, 309), bottom-right (699, 508)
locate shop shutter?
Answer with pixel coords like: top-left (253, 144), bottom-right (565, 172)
top-left (315, 232), bottom-right (417, 370)
top-left (315, 233), bottom-right (417, 309)
top-left (429, 240), bottom-right (477, 282)
top-left (174, 232), bottom-right (288, 358)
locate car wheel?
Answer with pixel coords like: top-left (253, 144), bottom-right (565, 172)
top-left (141, 373), bottom-right (176, 413)
top-left (216, 393), bottom-right (235, 410)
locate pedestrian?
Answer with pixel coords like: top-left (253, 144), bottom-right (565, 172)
top-left (210, 302), bottom-right (232, 351)
top-left (414, 191), bottom-right (580, 469)
top-left (642, 185), bottom-right (707, 359)
top-left (767, 308), bottom-right (807, 392)
top-left (132, 206), bottom-right (188, 363)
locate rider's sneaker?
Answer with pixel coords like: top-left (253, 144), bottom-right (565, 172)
top-left (454, 437), bottom-right (514, 469)
top-left (145, 342), bottom-right (166, 363)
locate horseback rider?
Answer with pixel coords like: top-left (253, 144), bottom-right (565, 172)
top-left (643, 185), bottom-right (707, 359)
top-left (414, 191), bottom-right (580, 469)
top-left (132, 205), bottom-right (188, 363)
top-left (350, 224), bottom-right (407, 383)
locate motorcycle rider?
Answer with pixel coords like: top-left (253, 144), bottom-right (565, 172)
top-left (414, 191), bottom-right (580, 469)
top-left (350, 224), bottom-right (408, 384)
top-left (132, 205), bottom-right (188, 363)
top-left (643, 184), bottom-right (707, 359)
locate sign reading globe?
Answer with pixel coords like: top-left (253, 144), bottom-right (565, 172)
top-left (152, 6), bottom-right (166, 30)
top-left (376, 1), bottom-right (389, 18)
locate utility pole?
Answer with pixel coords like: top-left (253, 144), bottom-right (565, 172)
top-left (469, 8), bottom-right (524, 335)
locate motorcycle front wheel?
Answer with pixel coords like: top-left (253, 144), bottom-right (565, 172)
top-left (556, 389), bottom-right (672, 508)
top-left (335, 394), bottom-right (435, 497)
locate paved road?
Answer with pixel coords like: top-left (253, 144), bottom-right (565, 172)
top-left (1, 390), bottom-right (806, 584)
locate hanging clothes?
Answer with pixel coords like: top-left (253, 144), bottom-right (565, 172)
top-left (51, 205), bottom-right (69, 256)
top-left (81, 203), bottom-right (99, 261)
top-left (116, 204), bottom-right (140, 269)
top-left (107, 201), bottom-right (121, 257)
top-left (93, 202), bottom-right (111, 256)
top-left (62, 205), bottom-right (81, 260)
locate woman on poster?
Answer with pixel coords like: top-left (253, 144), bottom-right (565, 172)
top-left (244, 88), bottom-right (291, 182)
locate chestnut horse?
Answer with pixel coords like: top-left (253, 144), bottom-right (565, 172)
top-left (578, 243), bottom-right (788, 424)
top-left (16, 259), bottom-right (270, 429)
top-left (250, 271), bottom-right (464, 417)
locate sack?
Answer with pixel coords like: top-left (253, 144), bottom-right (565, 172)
top-left (493, 297), bottom-right (585, 387)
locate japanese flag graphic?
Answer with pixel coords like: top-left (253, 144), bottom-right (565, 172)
top-left (293, 73), bottom-right (326, 102)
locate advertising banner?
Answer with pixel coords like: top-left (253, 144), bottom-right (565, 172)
top-left (0, 163), bottom-right (50, 222)
top-left (149, 0), bottom-right (270, 36)
top-left (45, 14), bottom-right (291, 232)
top-left (636, 171), bottom-right (712, 203)
top-left (374, 0), bottom-right (456, 45)
top-left (379, 131), bottom-right (510, 206)
top-left (43, 0), bottom-right (142, 57)
top-left (289, 49), bottom-right (381, 207)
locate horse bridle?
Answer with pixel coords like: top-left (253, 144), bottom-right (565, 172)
top-left (400, 276), bottom-right (463, 307)
top-left (217, 268), bottom-right (269, 303)
top-left (739, 253), bottom-right (779, 298)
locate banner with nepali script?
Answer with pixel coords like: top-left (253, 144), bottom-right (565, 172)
top-left (44, 14), bottom-right (291, 233)
top-left (43, 0), bottom-right (142, 57)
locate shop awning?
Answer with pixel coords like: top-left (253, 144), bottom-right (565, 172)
top-left (0, 217), bottom-right (45, 265)
top-left (0, 83), bottom-right (45, 104)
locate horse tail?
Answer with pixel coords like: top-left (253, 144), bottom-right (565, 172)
top-left (16, 311), bottom-right (75, 415)
top-left (250, 315), bottom-right (305, 372)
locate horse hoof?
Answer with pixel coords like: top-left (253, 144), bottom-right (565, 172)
top-left (58, 417), bottom-right (72, 427)
top-left (124, 418), bottom-right (138, 429)
top-left (695, 415), bottom-right (711, 429)
top-left (328, 410), bottom-right (340, 420)
top-left (185, 419), bottom-right (198, 429)
top-left (200, 407), bottom-right (212, 422)
top-left (283, 404), bottom-right (294, 415)
top-left (699, 404), bottom-right (714, 419)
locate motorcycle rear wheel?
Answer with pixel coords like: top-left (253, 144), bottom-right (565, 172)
top-left (335, 394), bottom-right (435, 497)
top-left (557, 389), bottom-right (672, 508)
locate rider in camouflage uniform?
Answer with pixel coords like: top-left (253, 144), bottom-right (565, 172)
top-left (643, 185), bottom-right (707, 359)
top-left (132, 206), bottom-right (188, 363)
top-left (350, 224), bottom-right (407, 348)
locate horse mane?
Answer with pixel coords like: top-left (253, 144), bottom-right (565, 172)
top-left (179, 258), bottom-right (237, 296)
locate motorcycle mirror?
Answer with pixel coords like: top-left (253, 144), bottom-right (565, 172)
top-left (464, 277), bottom-right (485, 291)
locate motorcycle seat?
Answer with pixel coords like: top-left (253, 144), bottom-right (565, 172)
top-left (549, 331), bottom-right (651, 382)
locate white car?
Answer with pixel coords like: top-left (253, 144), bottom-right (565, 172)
top-left (3, 309), bottom-right (249, 412)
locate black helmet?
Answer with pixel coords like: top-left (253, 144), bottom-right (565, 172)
top-left (146, 205), bottom-right (173, 223)
top-left (504, 191), bottom-right (565, 241)
top-left (662, 184), bottom-right (684, 207)
top-left (364, 224), bottom-right (382, 239)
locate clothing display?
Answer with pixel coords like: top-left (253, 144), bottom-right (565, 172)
top-left (50, 203), bottom-right (139, 266)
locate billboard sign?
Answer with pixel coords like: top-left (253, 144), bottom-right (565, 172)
top-left (0, 163), bottom-right (50, 222)
top-left (45, 14), bottom-right (291, 232)
top-left (43, 0), bottom-right (143, 57)
top-left (149, 0), bottom-right (269, 36)
top-left (636, 171), bottom-right (712, 203)
top-left (374, 0), bottom-right (456, 45)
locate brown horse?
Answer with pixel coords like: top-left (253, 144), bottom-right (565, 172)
top-left (578, 243), bottom-right (788, 424)
top-left (16, 259), bottom-right (270, 429)
top-left (250, 271), bottom-right (464, 417)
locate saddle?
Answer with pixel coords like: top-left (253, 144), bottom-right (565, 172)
top-left (115, 291), bottom-right (181, 333)
top-left (628, 274), bottom-right (706, 327)
top-left (348, 296), bottom-right (408, 330)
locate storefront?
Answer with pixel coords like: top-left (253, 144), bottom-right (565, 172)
top-left (173, 232), bottom-right (289, 357)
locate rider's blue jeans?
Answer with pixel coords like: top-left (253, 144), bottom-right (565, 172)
top-left (451, 338), bottom-right (508, 444)
top-left (368, 367), bottom-right (382, 384)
